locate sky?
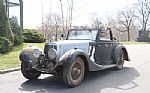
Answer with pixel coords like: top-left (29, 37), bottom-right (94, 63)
top-left (9, 0), bottom-right (138, 29)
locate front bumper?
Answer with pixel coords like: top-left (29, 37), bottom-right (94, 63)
top-left (20, 52), bottom-right (62, 74)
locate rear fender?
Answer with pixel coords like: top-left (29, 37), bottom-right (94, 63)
top-left (113, 45), bottom-right (130, 61)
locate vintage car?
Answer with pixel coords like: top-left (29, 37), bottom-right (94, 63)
top-left (19, 28), bottom-right (130, 87)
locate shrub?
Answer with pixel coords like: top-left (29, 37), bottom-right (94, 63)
top-left (23, 29), bottom-right (46, 43)
top-left (0, 37), bottom-right (13, 54)
top-left (14, 35), bottom-right (23, 46)
top-left (9, 16), bottom-right (23, 46)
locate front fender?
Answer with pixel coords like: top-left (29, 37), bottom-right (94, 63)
top-left (19, 51), bottom-right (30, 62)
top-left (113, 45), bottom-right (130, 61)
top-left (19, 46), bottom-right (42, 63)
top-left (59, 49), bottom-right (89, 66)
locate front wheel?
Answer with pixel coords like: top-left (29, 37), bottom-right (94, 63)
top-left (21, 62), bottom-right (41, 79)
top-left (63, 57), bottom-right (85, 87)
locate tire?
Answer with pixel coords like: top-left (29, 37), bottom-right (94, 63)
top-left (63, 57), bottom-right (85, 87)
top-left (21, 62), bottom-right (41, 80)
top-left (114, 50), bottom-right (124, 70)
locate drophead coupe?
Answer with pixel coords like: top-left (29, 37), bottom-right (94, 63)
top-left (19, 28), bottom-right (130, 87)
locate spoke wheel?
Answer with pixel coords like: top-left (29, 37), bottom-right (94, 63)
top-left (63, 57), bottom-right (85, 87)
top-left (70, 61), bottom-right (82, 82)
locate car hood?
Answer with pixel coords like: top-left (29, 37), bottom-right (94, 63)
top-left (48, 40), bottom-right (93, 58)
top-left (52, 40), bottom-right (93, 45)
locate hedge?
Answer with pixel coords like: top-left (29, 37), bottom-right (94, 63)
top-left (23, 29), bottom-right (46, 43)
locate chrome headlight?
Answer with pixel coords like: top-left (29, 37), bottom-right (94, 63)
top-left (48, 48), bottom-right (57, 60)
top-left (33, 49), bottom-right (41, 58)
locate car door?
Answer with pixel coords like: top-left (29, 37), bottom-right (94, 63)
top-left (94, 30), bottom-right (114, 65)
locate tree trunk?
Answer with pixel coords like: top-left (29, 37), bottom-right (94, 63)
top-left (55, 27), bottom-right (58, 41)
top-left (127, 28), bottom-right (130, 42)
top-left (144, 22), bottom-right (147, 31)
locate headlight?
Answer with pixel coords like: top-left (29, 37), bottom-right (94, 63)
top-left (33, 49), bottom-right (41, 58)
top-left (48, 48), bottom-right (57, 60)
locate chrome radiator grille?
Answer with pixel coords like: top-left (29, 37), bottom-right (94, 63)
top-left (44, 44), bottom-right (57, 58)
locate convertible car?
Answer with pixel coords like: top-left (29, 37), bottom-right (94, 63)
top-left (19, 28), bottom-right (130, 87)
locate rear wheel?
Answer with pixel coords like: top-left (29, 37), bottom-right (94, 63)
top-left (63, 57), bottom-right (85, 87)
top-left (114, 50), bottom-right (124, 70)
top-left (21, 62), bottom-right (41, 79)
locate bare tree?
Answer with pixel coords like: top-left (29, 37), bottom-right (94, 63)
top-left (59, 0), bottom-right (74, 32)
top-left (90, 16), bottom-right (104, 29)
top-left (106, 17), bottom-right (118, 29)
top-left (135, 0), bottom-right (150, 31)
top-left (44, 13), bottom-right (62, 41)
top-left (65, 0), bottom-right (74, 30)
top-left (106, 17), bottom-right (120, 40)
top-left (117, 8), bottom-right (135, 41)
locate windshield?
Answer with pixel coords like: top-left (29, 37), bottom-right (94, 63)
top-left (67, 29), bottom-right (98, 40)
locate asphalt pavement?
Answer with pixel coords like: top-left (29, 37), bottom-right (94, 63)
top-left (0, 44), bottom-right (150, 93)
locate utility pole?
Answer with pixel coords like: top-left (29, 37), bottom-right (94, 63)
top-left (20, 0), bottom-right (23, 33)
top-left (60, 0), bottom-right (65, 34)
top-left (5, 0), bottom-right (23, 33)
top-left (41, 0), bottom-right (44, 37)
top-left (5, 0), bottom-right (9, 17)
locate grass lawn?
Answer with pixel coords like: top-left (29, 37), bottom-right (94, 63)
top-left (0, 43), bottom-right (45, 70)
top-left (120, 42), bottom-right (150, 44)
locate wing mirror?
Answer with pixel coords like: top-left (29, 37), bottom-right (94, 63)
top-left (60, 34), bottom-right (66, 40)
top-left (60, 34), bottom-right (65, 38)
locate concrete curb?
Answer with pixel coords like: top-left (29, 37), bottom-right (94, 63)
top-left (0, 67), bottom-right (20, 74)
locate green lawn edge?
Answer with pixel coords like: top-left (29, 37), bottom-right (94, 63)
top-left (120, 42), bottom-right (150, 44)
top-left (0, 43), bottom-right (44, 70)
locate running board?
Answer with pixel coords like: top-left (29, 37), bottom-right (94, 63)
top-left (88, 61), bottom-right (117, 71)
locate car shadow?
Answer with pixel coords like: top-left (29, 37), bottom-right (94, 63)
top-left (19, 67), bottom-right (140, 93)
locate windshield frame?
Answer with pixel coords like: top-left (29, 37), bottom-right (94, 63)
top-left (66, 29), bottom-right (100, 41)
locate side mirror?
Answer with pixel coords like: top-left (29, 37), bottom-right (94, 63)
top-left (60, 34), bottom-right (66, 40)
top-left (60, 34), bottom-right (65, 38)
